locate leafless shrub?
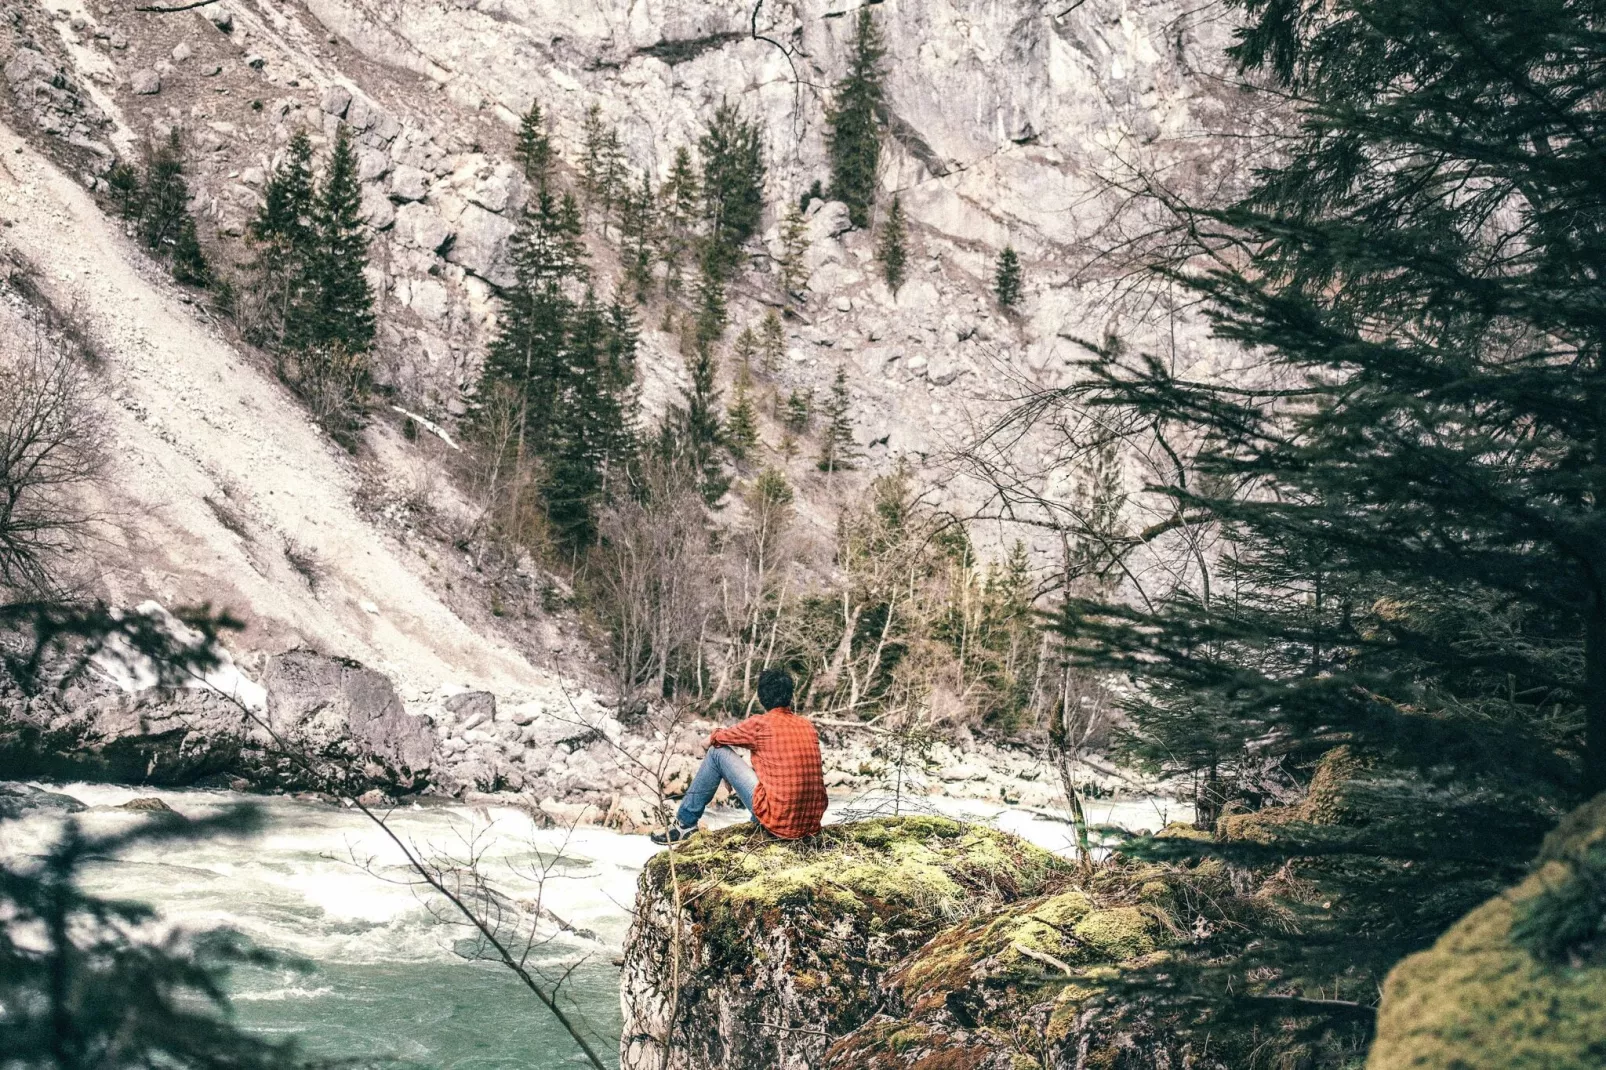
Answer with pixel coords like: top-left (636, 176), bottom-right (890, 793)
top-left (0, 329), bottom-right (106, 593)
top-left (203, 494), bottom-right (252, 543)
top-left (588, 453), bottom-right (716, 703)
top-left (278, 343), bottom-right (369, 450)
top-left (282, 538), bottom-right (322, 590)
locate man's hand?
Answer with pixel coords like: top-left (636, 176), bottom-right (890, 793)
top-left (706, 732), bottom-right (720, 750)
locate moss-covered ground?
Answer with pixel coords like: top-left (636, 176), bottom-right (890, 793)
top-left (1368, 792), bottom-right (1606, 1069)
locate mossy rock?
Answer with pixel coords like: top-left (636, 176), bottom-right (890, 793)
top-left (621, 817), bottom-right (1069, 1070)
top-left (1367, 791), bottom-right (1606, 1070)
top-left (822, 856), bottom-right (1337, 1070)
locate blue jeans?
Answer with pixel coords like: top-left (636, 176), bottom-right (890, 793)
top-left (675, 746), bottom-right (758, 828)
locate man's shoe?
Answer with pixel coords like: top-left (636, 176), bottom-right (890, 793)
top-left (650, 822), bottom-right (696, 845)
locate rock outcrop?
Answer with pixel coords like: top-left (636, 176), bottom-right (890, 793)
top-left (620, 817), bottom-right (1069, 1070)
top-left (1368, 791), bottom-right (1606, 1070)
top-left (0, 649), bottom-right (433, 793)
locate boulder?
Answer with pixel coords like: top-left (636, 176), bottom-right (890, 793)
top-left (0, 782), bottom-right (87, 819)
top-left (260, 649), bottom-right (435, 791)
top-left (320, 84), bottom-right (352, 118)
top-left (620, 817), bottom-right (1069, 1070)
top-left (129, 69), bottom-right (161, 95)
top-left (395, 201), bottom-right (452, 253)
top-left (1368, 791), bottom-right (1606, 1070)
top-left (389, 164), bottom-right (431, 202)
top-left (444, 203), bottom-right (516, 287)
top-left (821, 855), bottom-right (1326, 1070)
top-left (443, 690), bottom-right (496, 730)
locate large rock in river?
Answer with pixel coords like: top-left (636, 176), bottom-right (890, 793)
top-left (619, 816), bottom-right (1069, 1070)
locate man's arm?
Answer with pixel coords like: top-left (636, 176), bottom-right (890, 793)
top-left (709, 715), bottom-right (765, 750)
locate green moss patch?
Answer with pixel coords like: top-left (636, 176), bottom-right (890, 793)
top-left (1369, 791), bottom-right (1606, 1070)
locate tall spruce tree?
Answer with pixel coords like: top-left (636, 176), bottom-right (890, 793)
top-left (699, 100), bottom-right (767, 273)
top-left (825, 7), bottom-right (886, 229)
top-left (816, 366), bottom-right (859, 474)
top-left (725, 370), bottom-right (760, 463)
top-left (513, 100), bottom-right (554, 193)
top-left (877, 193), bottom-right (908, 295)
top-left (620, 171), bottom-right (657, 303)
top-left (664, 339), bottom-right (729, 506)
top-left (1036, 0), bottom-right (1606, 1035)
top-left (993, 245), bottom-right (1021, 309)
top-left (760, 310), bottom-right (786, 375)
top-left (658, 146), bottom-right (701, 295)
top-left (137, 129), bottom-right (209, 285)
top-left (248, 132), bottom-right (317, 346)
top-left (693, 244), bottom-right (728, 344)
top-left (777, 203), bottom-right (811, 304)
top-left (299, 125), bottom-right (375, 353)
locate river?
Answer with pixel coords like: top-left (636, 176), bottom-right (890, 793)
top-left (4, 782), bottom-right (1187, 1069)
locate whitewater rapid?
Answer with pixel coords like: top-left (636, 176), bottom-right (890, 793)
top-left (3, 782), bottom-right (1189, 1069)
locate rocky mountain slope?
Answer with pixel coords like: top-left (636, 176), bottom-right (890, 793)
top-left (0, 0), bottom-right (1244, 807)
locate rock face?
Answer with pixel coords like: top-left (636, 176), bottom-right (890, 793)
top-left (0, 782), bottom-right (88, 819)
top-left (620, 817), bottom-right (1069, 1070)
top-left (259, 649), bottom-right (436, 791)
top-left (1368, 791), bottom-right (1606, 1070)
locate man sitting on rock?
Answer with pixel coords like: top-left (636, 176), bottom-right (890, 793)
top-left (651, 668), bottom-right (827, 844)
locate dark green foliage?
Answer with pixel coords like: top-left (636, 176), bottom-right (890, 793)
top-left (783, 387), bottom-right (812, 434)
top-left (513, 100), bottom-right (554, 192)
top-left (662, 340), bottom-right (729, 506)
top-left (1037, 0), bottom-right (1606, 1038)
top-left (657, 146), bottom-right (700, 295)
top-left (620, 171), bottom-right (657, 303)
top-left (698, 100), bottom-right (767, 273)
top-left (760, 311), bottom-right (785, 375)
top-left (170, 215), bottom-right (210, 287)
top-left (877, 193), bottom-right (908, 294)
top-left (816, 367), bottom-right (859, 474)
top-left (471, 188), bottom-right (638, 548)
top-left (105, 162), bottom-right (141, 218)
top-left (799, 178), bottom-right (824, 214)
top-left (246, 132), bottom-right (316, 346)
top-left (825, 7), bottom-right (885, 229)
top-left (0, 807), bottom-right (302, 1070)
top-left (777, 204), bottom-right (810, 304)
top-left (129, 131), bottom-right (210, 287)
top-left (693, 246), bottom-right (728, 345)
top-left (725, 375), bottom-right (760, 463)
top-left (992, 245), bottom-right (1021, 308)
top-left (296, 125), bottom-right (374, 354)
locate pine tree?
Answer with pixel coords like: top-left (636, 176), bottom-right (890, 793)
top-left (693, 245), bottom-right (728, 344)
top-left (1037, 0), bottom-right (1606, 1033)
top-left (545, 288), bottom-right (612, 545)
top-left (170, 214), bottom-right (210, 287)
top-left (620, 170), bottom-right (657, 303)
top-left (732, 325), bottom-right (759, 378)
top-left (993, 245), bottom-right (1022, 309)
top-left (248, 131), bottom-right (316, 346)
top-left (699, 100), bottom-right (767, 272)
top-left (760, 310), bottom-right (786, 375)
top-left (2, 807), bottom-right (301, 1070)
top-left (475, 189), bottom-right (585, 462)
top-left (726, 370), bottom-right (760, 463)
top-left (580, 103), bottom-right (607, 209)
top-left (816, 366), bottom-right (860, 473)
top-left (106, 160), bottom-right (142, 218)
top-left (778, 203), bottom-right (811, 304)
top-left (658, 145), bottom-right (701, 295)
top-left (514, 100), bottom-right (554, 192)
top-left (783, 387), bottom-right (813, 435)
top-left (664, 339), bottom-right (729, 505)
top-left (138, 129), bottom-right (209, 286)
top-left (877, 193), bottom-right (909, 295)
top-left (299, 124), bottom-right (375, 354)
top-left (826, 7), bottom-right (886, 229)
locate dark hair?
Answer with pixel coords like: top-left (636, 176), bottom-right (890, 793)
top-left (756, 668), bottom-right (794, 711)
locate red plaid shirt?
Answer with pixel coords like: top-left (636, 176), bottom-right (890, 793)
top-left (710, 707), bottom-right (827, 839)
